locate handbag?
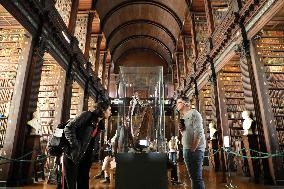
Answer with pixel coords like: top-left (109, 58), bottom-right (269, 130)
top-left (47, 121), bottom-right (70, 157)
top-left (47, 111), bottom-right (96, 157)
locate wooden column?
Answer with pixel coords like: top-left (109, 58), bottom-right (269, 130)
top-left (173, 64), bottom-right (178, 90)
top-left (174, 52), bottom-right (181, 87)
top-left (1, 1), bottom-right (59, 185)
top-left (0, 33), bottom-right (37, 186)
top-left (62, 0), bottom-right (79, 121)
top-left (204, 0), bottom-right (215, 35)
top-left (0, 7), bottom-right (47, 182)
top-left (83, 12), bottom-right (95, 111)
top-left (53, 69), bottom-right (67, 127)
top-left (182, 36), bottom-right (189, 75)
top-left (101, 51), bottom-right (108, 87)
top-left (107, 62), bottom-right (112, 92)
top-left (204, 0), bottom-right (226, 176)
top-left (189, 12), bottom-right (200, 108)
top-left (250, 40), bottom-right (284, 184)
top-left (170, 65), bottom-right (174, 84)
top-left (61, 48), bottom-right (76, 123)
top-left (233, 0), bottom-right (276, 183)
top-left (82, 62), bottom-right (92, 111)
top-left (189, 12), bottom-right (198, 59)
top-left (68, 0), bottom-right (79, 35)
top-left (94, 34), bottom-right (103, 76)
top-left (211, 63), bottom-right (226, 181)
top-left (215, 72), bottom-right (228, 138)
top-left (204, 0), bottom-right (218, 137)
top-left (237, 39), bottom-right (264, 182)
top-left (84, 12), bottom-right (95, 60)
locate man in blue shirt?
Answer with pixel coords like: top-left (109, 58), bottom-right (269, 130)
top-left (176, 96), bottom-right (206, 189)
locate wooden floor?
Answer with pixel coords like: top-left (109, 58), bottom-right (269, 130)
top-left (12, 163), bottom-right (284, 189)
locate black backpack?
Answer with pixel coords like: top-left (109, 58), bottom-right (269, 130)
top-left (47, 120), bottom-right (71, 157)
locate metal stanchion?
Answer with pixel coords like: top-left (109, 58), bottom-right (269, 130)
top-left (224, 147), bottom-right (237, 188)
top-left (223, 136), bottom-right (237, 188)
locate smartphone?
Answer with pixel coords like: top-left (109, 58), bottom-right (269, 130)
top-left (179, 119), bottom-right (185, 131)
top-left (180, 119), bottom-right (185, 126)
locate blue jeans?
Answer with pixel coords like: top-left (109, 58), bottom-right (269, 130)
top-left (183, 149), bottom-right (205, 189)
top-left (168, 152), bottom-right (177, 164)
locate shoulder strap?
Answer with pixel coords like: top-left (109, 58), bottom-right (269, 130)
top-left (57, 119), bottom-right (71, 129)
top-left (92, 126), bottom-right (99, 137)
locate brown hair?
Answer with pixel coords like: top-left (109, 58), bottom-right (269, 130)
top-left (93, 101), bottom-right (111, 118)
top-left (176, 96), bottom-right (190, 104)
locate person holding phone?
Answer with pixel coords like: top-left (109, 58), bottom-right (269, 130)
top-left (176, 96), bottom-right (206, 189)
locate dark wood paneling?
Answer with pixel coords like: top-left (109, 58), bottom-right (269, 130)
top-left (107, 19), bottom-right (176, 48)
top-left (108, 24), bottom-right (175, 53)
top-left (112, 36), bottom-right (171, 64)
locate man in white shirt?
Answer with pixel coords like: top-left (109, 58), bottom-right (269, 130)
top-left (176, 96), bottom-right (206, 189)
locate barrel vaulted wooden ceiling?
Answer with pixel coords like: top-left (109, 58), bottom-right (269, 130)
top-left (79, 0), bottom-right (205, 71)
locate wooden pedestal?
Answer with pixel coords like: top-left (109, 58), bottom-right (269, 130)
top-left (25, 135), bottom-right (42, 183)
top-left (116, 153), bottom-right (168, 189)
top-left (242, 135), bottom-right (260, 183)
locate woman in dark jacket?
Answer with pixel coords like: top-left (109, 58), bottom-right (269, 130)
top-left (63, 101), bottom-right (111, 189)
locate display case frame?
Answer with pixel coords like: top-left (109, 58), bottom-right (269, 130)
top-left (114, 66), bottom-right (165, 152)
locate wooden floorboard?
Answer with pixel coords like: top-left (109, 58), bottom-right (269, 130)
top-left (9, 163), bottom-right (284, 189)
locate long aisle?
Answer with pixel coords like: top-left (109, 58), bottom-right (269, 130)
top-left (17, 163), bottom-right (283, 189)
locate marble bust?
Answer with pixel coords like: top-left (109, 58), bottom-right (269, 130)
top-left (242, 110), bottom-right (253, 136)
top-left (27, 108), bottom-right (42, 135)
top-left (209, 122), bottom-right (217, 140)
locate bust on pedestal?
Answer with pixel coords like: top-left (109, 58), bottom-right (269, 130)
top-left (242, 110), bottom-right (254, 136)
top-left (208, 122), bottom-right (220, 171)
top-left (209, 122), bottom-right (217, 140)
top-left (27, 108), bottom-right (42, 136)
top-left (241, 110), bottom-right (260, 183)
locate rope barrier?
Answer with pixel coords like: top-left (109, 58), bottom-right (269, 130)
top-left (0, 149), bottom-right (49, 165)
top-left (204, 147), bottom-right (284, 159)
top-left (204, 148), bottom-right (220, 158)
top-left (0, 146), bottom-right (283, 165)
top-left (224, 147), bottom-right (284, 159)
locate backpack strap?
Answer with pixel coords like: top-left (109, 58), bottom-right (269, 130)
top-left (92, 127), bottom-right (99, 137)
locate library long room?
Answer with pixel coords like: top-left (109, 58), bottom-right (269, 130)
top-left (1, 0), bottom-right (284, 189)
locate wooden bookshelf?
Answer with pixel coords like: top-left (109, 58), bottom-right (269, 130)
top-left (36, 55), bottom-right (62, 172)
top-left (88, 97), bottom-right (96, 111)
top-left (70, 81), bottom-right (84, 119)
top-left (219, 62), bottom-right (246, 145)
top-left (0, 28), bottom-right (25, 148)
top-left (201, 83), bottom-right (213, 137)
top-left (256, 30), bottom-right (284, 147)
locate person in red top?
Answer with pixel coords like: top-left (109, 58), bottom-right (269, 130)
top-left (63, 101), bottom-right (112, 189)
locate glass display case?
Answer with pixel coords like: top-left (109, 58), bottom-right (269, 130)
top-left (114, 66), bottom-right (165, 152)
